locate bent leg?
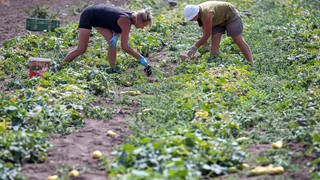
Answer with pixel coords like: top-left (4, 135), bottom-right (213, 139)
top-left (64, 28), bottom-right (90, 62)
top-left (96, 27), bottom-right (117, 68)
top-left (231, 34), bottom-right (254, 65)
top-left (211, 33), bottom-right (223, 55)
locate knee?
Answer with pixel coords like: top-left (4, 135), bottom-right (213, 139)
top-left (232, 38), bottom-right (240, 45)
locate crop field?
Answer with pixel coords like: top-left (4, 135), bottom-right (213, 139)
top-left (0, 0), bottom-right (319, 179)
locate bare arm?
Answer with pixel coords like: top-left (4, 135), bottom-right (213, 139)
top-left (118, 16), bottom-right (142, 59)
top-left (194, 12), bottom-right (214, 48)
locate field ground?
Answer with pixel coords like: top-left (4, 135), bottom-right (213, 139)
top-left (0, 0), bottom-right (319, 180)
top-left (0, 0), bottom-right (128, 45)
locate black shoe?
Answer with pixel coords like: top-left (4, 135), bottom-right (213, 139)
top-left (106, 67), bottom-right (121, 74)
top-left (144, 65), bottom-right (152, 76)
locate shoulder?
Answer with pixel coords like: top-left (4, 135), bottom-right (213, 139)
top-left (199, 7), bottom-right (214, 22)
top-left (117, 16), bottom-right (131, 30)
top-left (199, 2), bottom-right (215, 14)
top-left (118, 16), bottom-right (131, 24)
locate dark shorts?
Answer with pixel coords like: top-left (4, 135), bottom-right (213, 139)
top-left (212, 15), bottom-right (243, 37)
top-left (78, 10), bottom-right (93, 30)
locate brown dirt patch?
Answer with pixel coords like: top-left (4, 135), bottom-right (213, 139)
top-left (218, 142), bottom-right (314, 180)
top-left (149, 49), bottom-right (178, 77)
top-left (285, 142), bottom-right (313, 180)
top-left (20, 77), bottom-right (142, 179)
top-left (22, 93), bottom-right (140, 179)
top-left (288, 142), bottom-right (313, 165)
top-left (245, 144), bottom-right (270, 164)
top-left (0, 0), bottom-right (130, 45)
top-left (22, 116), bottom-right (129, 179)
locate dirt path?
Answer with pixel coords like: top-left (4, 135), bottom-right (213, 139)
top-left (217, 143), bottom-right (313, 180)
top-left (0, 0), bottom-right (129, 45)
top-left (22, 118), bottom-right (127, 179)
top-left (22, 96), bottom-right (135, 179)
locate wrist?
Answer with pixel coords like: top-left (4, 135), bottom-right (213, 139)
top-left (110, 35), bottom-right (118, 47)
top-left (139, 57), bottom-right (149, 67)
top-left (189, 46), bottom-right (197, 52)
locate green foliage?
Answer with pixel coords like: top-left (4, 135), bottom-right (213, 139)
top-left (0, 0), bottom-right (319, 179)
top-left (0, 130), bottom-right (49, 179)
top-left (110, 126), bottom-right (246, 179)
top-left (0, 160), bottom-right (25, 180)
top-left (28, 5), bottom-right (59, 19)
top-left (0, 130), bottom-right (49, 163)
top-left (108, 0), bottom-right (320, 178)
top-left (85, 106), bottom-right (114, 120)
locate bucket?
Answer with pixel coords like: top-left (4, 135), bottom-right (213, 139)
top-left (29, 57), bottom-right (51, 78)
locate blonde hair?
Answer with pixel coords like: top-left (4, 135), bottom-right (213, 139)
top-left (136, 8), bottom-right (152, 25)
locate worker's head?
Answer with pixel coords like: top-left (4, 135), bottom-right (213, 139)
top-left (134, 9), bottom-right (152, 29)
top-left (183, 5), bottom-right (200, 21)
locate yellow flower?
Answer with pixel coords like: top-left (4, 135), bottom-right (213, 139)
top-left (10, 97), bottom-right (17, 102)
top-left (0, 118), bottom-right (10, 131)
top-left (36, 86), bottom-right (45, 92)
top-left (195, 111), bottom-right (209, 118)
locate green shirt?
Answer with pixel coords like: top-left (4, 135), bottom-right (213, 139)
top-left (199, 1), bottom-right (239, 27)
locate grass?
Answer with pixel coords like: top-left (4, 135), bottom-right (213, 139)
top-left (0, 0), bottom-right (319, 179)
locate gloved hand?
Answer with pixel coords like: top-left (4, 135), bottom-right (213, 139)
top-left (110, 35), bottom-right (118, 47)
top-left (139, 57), bottom-right (149, 67)
top-left (144, 65), bottom-right (152, 76)
top-left (187, 46), bottom-right (197, 58)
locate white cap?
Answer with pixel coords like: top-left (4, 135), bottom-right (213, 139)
top-left (183, 5), bottom-right (200, 21)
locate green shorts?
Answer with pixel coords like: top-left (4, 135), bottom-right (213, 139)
top-left (212, 15), bottom-right (243, 37)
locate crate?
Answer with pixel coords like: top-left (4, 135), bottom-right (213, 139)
top-left (26, 17), bottom-right (60, 31)
top-left (29, 57), bottom-right (51, 78)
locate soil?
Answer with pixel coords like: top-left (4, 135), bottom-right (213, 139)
top-left (22, 94), bottom-right (139, 179)
top-left (217, 142), bottom-right (313, 180)
top-left (0, 0), bottom-right (130, 45)
top-left (149, 49), bottom-right (177, 77)
top-left (285, 142), bottom-right (314, 180)
top-left (22, 117), bottom-right (128, 179)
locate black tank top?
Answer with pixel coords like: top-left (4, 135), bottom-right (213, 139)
top-left (81, 4), bottom-right (132, 33)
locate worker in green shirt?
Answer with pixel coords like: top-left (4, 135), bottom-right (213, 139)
top-left (183, 1), bottom-right (254, 66)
